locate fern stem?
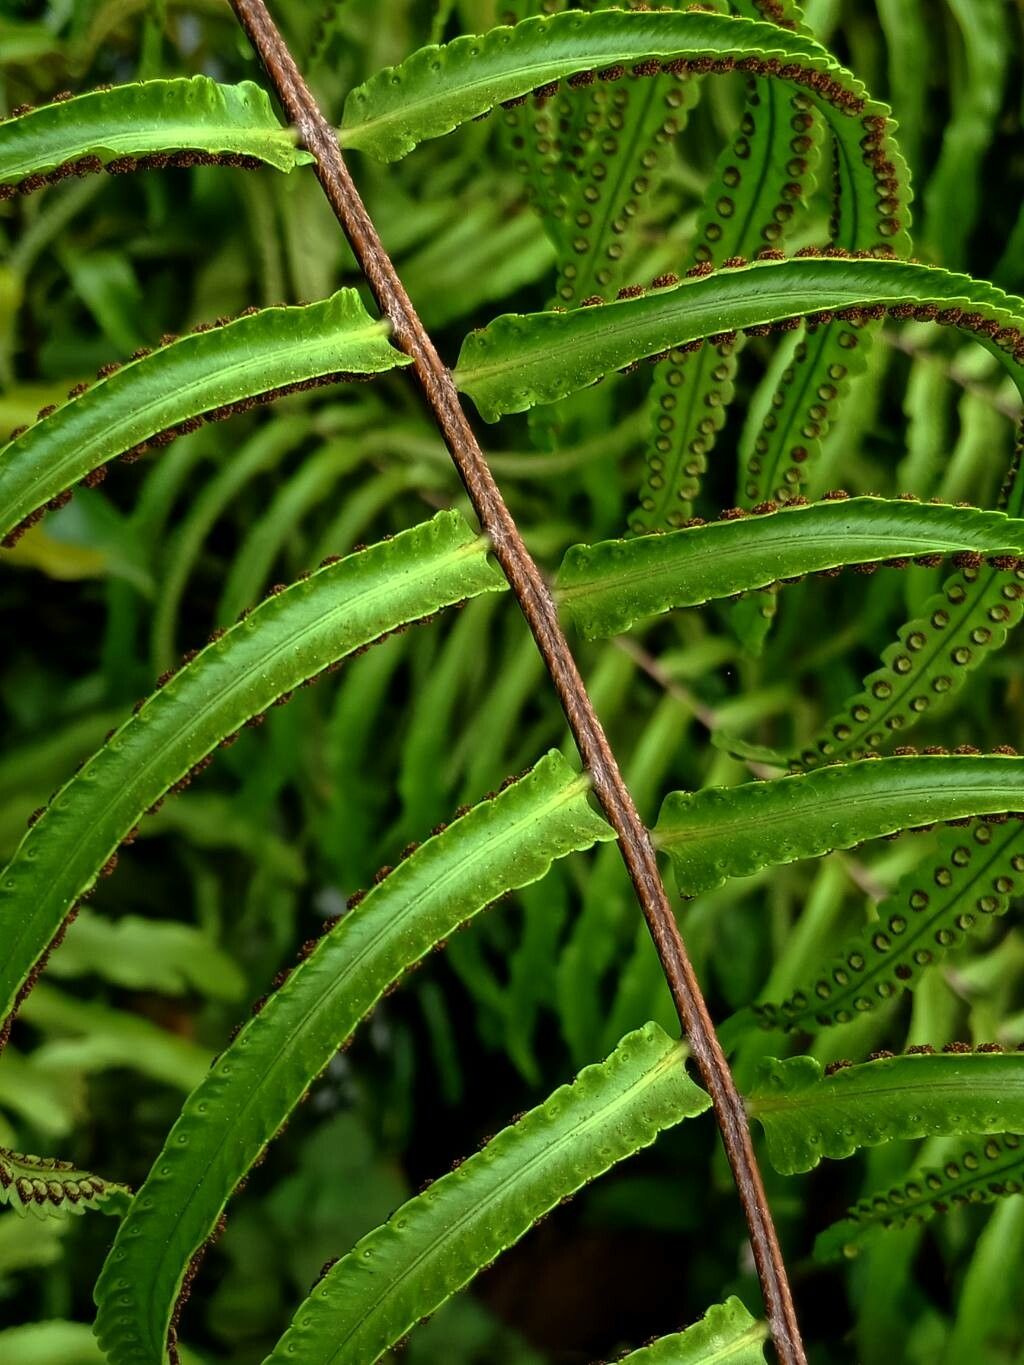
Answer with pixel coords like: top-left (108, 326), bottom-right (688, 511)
top-left (227, 4), bottom-right (805, 1360)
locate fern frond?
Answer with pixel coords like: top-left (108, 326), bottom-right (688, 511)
top-left (921, 0), bottom-right (1009, 269)
top-left (796, 556), bottom-right (1024, 765)
top-left (633, 74), bottom-right (824, 532)
top-left (94, 750), bottom-right (613, 1365)
top-left (0, 292), bottom-right (410, 547)
top-left (0, 513), bottom-right (505, 1044)
top-left (724, 329), bottom-right (827, 650)
top-left (614, 1296), bottom-right (768, 1363)
top-left (653, 754), bottom-right (1024, 897)
top-left (549, 48), bottom-right (701, 308)
top-left (633, 0), bottom-right (823, 527)
top-left (750, 819), bottom-right (1024, 1034)
top-left (0, 77), bottom-right (312, 194)
top-left (0, 1148), bottom-right (130, 1220)
top-left (260, 1024), bottom-right (708, 1365)
top-left (814, 1132), bottom-right (1024, 1262)
top-left (746, 1049), bottom-right (1024, 1174)
top-left (694, 85), bottom-right (822, 267)
top-left (635, 337), bottom-right (741, 533)
top-left (339, 9), bottom-right (909, 261)
top-left (556, 497), bottom-right (1024, 640)
top-left (738, 316), bottom-right (873, 506)
top-left (496, 10), bottom-right (569, 234)
top-left (455, 257), bottom-right (1024, 421)
top-left (796, 370), bottom-right (1024, 764)
top-left (499, 2), bottom-right (707, 452)
top-left (726, 0), bottom-right (885, 555)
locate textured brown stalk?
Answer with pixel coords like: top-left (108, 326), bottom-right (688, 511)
top-left (227, 5), bottom-right (806, 1360)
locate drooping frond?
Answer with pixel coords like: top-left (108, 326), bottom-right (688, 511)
top-left (339, 8), bottom-right (910, 259)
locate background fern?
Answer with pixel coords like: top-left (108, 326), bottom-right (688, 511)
top-left (3, 2), bottom-right (1024, 1363)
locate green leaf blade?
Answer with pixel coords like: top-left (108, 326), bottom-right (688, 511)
top-left (738, 317), bottom-right (874, 506)
top-left (654, 756), bottom-right (1024, 897)
top-left (455, 258), bottom-right (1024, 422)
top-left (556, 497), bottom-right (1024, 640)
top-left (0, 77), bottom-right (311, 186)
top-left (0, 291), bottom-right (409, 546)
top-left (747, 1052), bottom-right (1024, 1174)
top-left (550, 61), bottom-right (701, 310)
top-left (265, 1023), bottom-right (709, 1365)
top-left (93, 751), bottom-right (613, 1365)
top-left (618, 1297), bottom-right (768, 1363)
top-left (635, 338), bottom-right (741, 534)
top-left (343, 10), bottom-right (825, 158)
top-left (634, 63), bottom-right (827, 533)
